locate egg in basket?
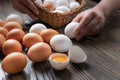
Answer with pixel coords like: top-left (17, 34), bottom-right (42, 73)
top-left (34, 0), bottom-right (86, 28)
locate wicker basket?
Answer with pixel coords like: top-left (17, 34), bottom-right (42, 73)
top-left (36, 0), bottom-right (86, 28)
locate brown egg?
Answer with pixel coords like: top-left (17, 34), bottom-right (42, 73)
top-left (40, 29), bottom-right (59, 43)
top-left (0, 34), bottom-right (6, 51)
top-left (3, 22), bottom-right (22, 31)
top-left (2, 39), bottom-right (22, 56)
top-left (43, 3), bottom-right (54, 11)
top-left (0, 27), bottom-right (8, 37)
top-left (6, 29), bottom-right (25, 42)
top-left (0, 20), bottom-right (5, 27)
top-left (27, 42), bottom-right (52, 62)
top-left (22, 33), bottom-right (43, 48)
top-left (1, 52), bottom-right (27, 74)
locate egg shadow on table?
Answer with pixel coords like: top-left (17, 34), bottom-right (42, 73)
top-left (3, 71), bottom-right (30, 80)
top-left (31, 60), bottom-right (51, 73)
top-left (0, 51), bottom-right (5, 60)
top-left (52, 69), bottom-right (72, 80)
top-left (70, 62), bottom-right (89, 71)
top-left (31, 60), bottom-right (72, 80)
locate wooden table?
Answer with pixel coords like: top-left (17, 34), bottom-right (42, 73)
top-left (0, 0), bottom-right (120, 80)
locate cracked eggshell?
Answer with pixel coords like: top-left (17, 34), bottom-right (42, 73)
top-left (50, 34), bottom-right (72, 52)
top-left (69, 1), bottom-right (80, 10)
top-left (68, 45), bottom-right (87, 63)
top-left (64, 22), bottom-right (79, 38)
top-left (48, 53), bottom-right (69, 70)
top-left (29, 23), bottom-right (47, 34)
top-left (55, 6), bottom-right (70, 13)
top-left (6, 14), bottom-right (24, 24)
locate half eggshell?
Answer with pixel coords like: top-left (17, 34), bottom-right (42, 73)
top-left (68, 45), bottom-right (87, 63)
top-left (48, 53), bottom-right (69, 70)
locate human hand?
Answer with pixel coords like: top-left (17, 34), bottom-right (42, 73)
top-left (72, 7), bottom-right (105, 41)
top-left (11, 0), bottom-right (39, 19)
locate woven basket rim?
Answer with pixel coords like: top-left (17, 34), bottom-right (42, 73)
top-left (35, 0), bottom-right (86, 28)
top-left (36, 0), bottom-right (86, 16)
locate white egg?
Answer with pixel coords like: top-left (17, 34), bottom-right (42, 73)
top-left (29, 23), bottom-right (47, 34)
top-left (53, 10), bottom-right (64, 13)
top-left (55, 6), bottom-right (70, 13)
top-left (68, 45), bottom-right (87, 63)
top-left (43, 0), bottom-right (56, 8)
top-left (64, 22), bottom-right (79, 38)
top-left (56, 0), bottom-right (69, 7)
top-left (50, 34), bottom-right (72, 52)
top-left (48, 53), bottom-right (69, 70)
top-left (34, 0), bottom-right (42, 7)
top-left (6, 14), bottom-right (24, 24)
top-left (67, 0), bottom-right (75, 4)
top-left (69, 1), bottom-right (80, 10)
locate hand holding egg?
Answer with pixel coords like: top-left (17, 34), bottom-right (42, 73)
top-left (64, 22), bottom-right (79, 38)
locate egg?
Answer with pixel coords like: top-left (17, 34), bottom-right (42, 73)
top-left (48, 53), bottom-right (69, 70)
top-left (0, 27), bottom-right (8, 37)
top-left (27, 42), bottom-right (52, 62)
top-left (29, 23), bottom-right (47, 34)
top-left (56, 0), bottom-right (68, 7)
top-left (55, 6), bottom-right (70, 13)
top-left (68, 45), bottom-right (87, 63)
top-left (43, 0), bottom-right (56, 9)
top-left (67, 0), bottom-right (75, 4)
top-left (40, 29), bottom-right (59, 43)
top-left (50, 34), bottom-right (72, 52)
top-left (43, 3), bottom-right (55, 11)
top-left (53, 10), bottom-right (64, 13)
top-left (2, 39), bottom-right (22, 56)
top-left (1, 52), bottom-right (27, 74)
top-left (69, 2), bottom-right (80, 10)
top-left (6, 14), bottom-right (24, 24)
top-left (0, 19), bottom-right (5, 27)
top-left (64, 22), bottom-right (79, 38)
top-left (6, 29), bottom-right (25, 42)
top-left (22, 33), bottom-right (43, 48)
top-left (34, 0), bottom-right (42, 7)
top-left (0, 34), bottom-right (6, 51)
top-left (4, 22), bottom-right (22, 31)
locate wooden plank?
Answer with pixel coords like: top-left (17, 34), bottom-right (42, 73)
top-left (0, 0), bottom-right (120, 80)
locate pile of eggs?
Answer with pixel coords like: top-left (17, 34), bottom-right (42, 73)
top-left (0, 13), bottom-right (87, 74)
top-left (34, 0), bottom-right (80, 13)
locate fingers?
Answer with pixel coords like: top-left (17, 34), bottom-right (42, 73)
top-left (20, 0), bottom-right (39, 15)
top-left (87, 22), bottom-right (104, 36)
top-left (18, 3), bottom-right (37, 19)
top-left (11, 0), bottom-right (38, 19)
top-left (72, 14), bottom-right (83, 22)
top-left (74, 11), bottom-right (96, 35)
top-left (74, 12), bottom-right (101, 40)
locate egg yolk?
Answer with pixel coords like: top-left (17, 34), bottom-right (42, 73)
top-left (52, 57), bottom-right (67, 62)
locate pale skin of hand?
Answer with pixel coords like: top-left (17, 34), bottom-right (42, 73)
top-left (72, 0), bottom-right (120, 41)
top-left (11, 0), bottom-right (39, 19)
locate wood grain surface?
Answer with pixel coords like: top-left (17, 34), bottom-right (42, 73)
top-left (0, 0), bottom-right (120, 80)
